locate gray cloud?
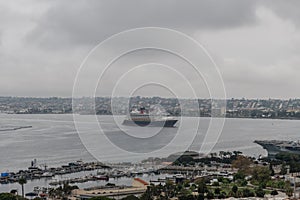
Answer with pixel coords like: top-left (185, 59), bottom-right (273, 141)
top-left (0, 0), bottom-right (299, 98)
top-left (262, 0), bottom-right (300, 27)
top-left (27, 0), bottom-right (258, 48)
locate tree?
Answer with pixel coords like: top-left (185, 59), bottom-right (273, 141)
top-left (231, 185), bottom-right (238, 194)
top-left (212, 181), bottom-right (219, 186)
top-left (178, 194), bottom-right (195, 200)
top-left (0, 193), bottom-right (27, 200)
top-left (206, 191), bottom-right (214, 199)
top-left (280, 164), bottom-right (287, 175)
top-left (197, 193), bottom-right (204, 200)
top-left (251, 166), bottom-right (271, 185)
top-left (269, 163), bottom-right (275, 176)
top-left (18, 177), bottom-right (27, 198)
top-left (219, 192), bottom-right (226, 199)
top-left (214, 188), bottom-right (221, 195)
top-left (271, 190), bottom-right (278, 196)
top-left (232, 156), bottom-right (252, 173)
top-left (285, 186), bottom-right (293, 197)
top-left (196, 179), bottom-right (208, 194)
top-left (122, 195), bottom-right (140, 200)
top-left (233, 171), bottom-right (245, 181)
top-left (0, 193), bottom-right (17, 200)
top-left (240, 179), bottom-right (248, 187)
top-left (242, 188), bottom-right (254, 197)
top-left (255, 187), bottom-right (265, 198)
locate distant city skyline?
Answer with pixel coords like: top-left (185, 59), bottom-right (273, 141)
top-left (1, 96), bottom-right (299, 120)
top-left (1, 1), bottom-right (300, 98)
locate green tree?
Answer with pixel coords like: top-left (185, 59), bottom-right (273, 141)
top-left (122, 195), bottom-right (140, 200)
top-left (0, 193), bottom-right (17, 200)
top-left (255, 187), bottom-right (265, 198)
top-left (280, 164), bottom-right (287, 175)
top-left (18, 177), bottom-right (27, 198)
top-left (178, 194), bottom-right (195, 200)
top-left (219, 192), bottom-right (226, 199)
top-left (89, 197), bottom-right (114, 200)
top-left (232, 156), bottom-right (252, 174)
top-left (242, 179), bottom-right (248, 187)
top-left (196, 179), bottom-right (208, 194)
top-left (0, 193), bottom-right (27, 200)
top-left (251, 166), bottom-right (271, 185)
top-left (206, 191), bottom-right (214, 199)
top-left (269, 163), bottom-right (275, 176)
top-left (285, 186), bottom-right (293, 197)
top-left (197, 193), bottom-right (204, 200)
top-left (242, 188), bottom-right (254, 197)
top-left (214, 188), bottom-right (221, 195)
top-left (231, 185), bottom-right (238, 194)
top-left (271, 190), bottom-right (278, 196)
top-left (233, 171), bottom-right (245, 181)
top-left (212, 181), bottom-right (219, 186)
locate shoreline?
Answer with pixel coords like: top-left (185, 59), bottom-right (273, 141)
top-left (2, 112), bottom-right (300, 121)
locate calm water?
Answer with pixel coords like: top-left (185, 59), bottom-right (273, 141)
top-left (1, 114), bottom-right (299, 171)
top-left (0, 114), bottom-right (300, 192)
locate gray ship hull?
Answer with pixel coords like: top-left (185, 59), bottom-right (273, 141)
top-left (122, 119), bottom-right (178, 127)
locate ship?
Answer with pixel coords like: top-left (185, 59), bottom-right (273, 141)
top-left (254, 140), bottom-right (300, 158)
top-left (122, 107), bottom-right (178, 127)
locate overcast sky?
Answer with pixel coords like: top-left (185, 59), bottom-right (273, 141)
top-left (0, 0), bottom-right (300, 99)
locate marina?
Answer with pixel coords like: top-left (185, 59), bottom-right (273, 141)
top-left (0, 160), bottom-right (110, 185)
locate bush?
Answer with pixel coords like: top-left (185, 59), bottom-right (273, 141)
top-left (206, 191), bottom-right (214, 199)
top-left (122, 195), bottom-right (139, 200)
top-left (0, 193), bottom-right (26, 200)
top-left (255, 187), bottom-right (265, 198)
top-left (214, 188), bottom-right (221, 195)
top-left (242, 188), bottom-right (254, 197)
top-left (212, 181), bottom-right (219, 186)
top-left (197, 193), bottom-right (204, 200)
top-left (231, 185), bottom-right (238, 194)
top-left (0, 193), bottom-right (17, 200)
top-left (233, 171), bottom-right (245, 181)
top-left (240, 179), bottom-right (248, 187)
top-left (219, 192), bottom-right (227, 199)
top-left (271, 190), bottom-right (278, 196)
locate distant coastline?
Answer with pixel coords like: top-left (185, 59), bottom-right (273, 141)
top-left (2, 112), bottom-right (300, 121)
top-left (0, 96), bottom-right (299, 120)
top-left (0, 125), bottom-right (32, 131)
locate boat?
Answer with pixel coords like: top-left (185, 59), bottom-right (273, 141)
top-left (40, 172), bottom-right (53, 178)
top-left (122, 107), bottom-right (178, 127)
top-left (94, 175), bottom-right (109, 181)
top-left (254, 140), bottom-right (300, 158)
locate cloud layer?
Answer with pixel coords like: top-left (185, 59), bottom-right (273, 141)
top-left (0, 0), bottom-right (299, 98)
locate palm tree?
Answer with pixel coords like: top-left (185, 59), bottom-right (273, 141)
top-left (18, 176), bottom-right (27, 197)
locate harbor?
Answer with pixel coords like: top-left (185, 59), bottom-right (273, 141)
top-left (1, 114), bottom-right (300, 199)
top-left (0, 159), bottom-right (110, 185)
